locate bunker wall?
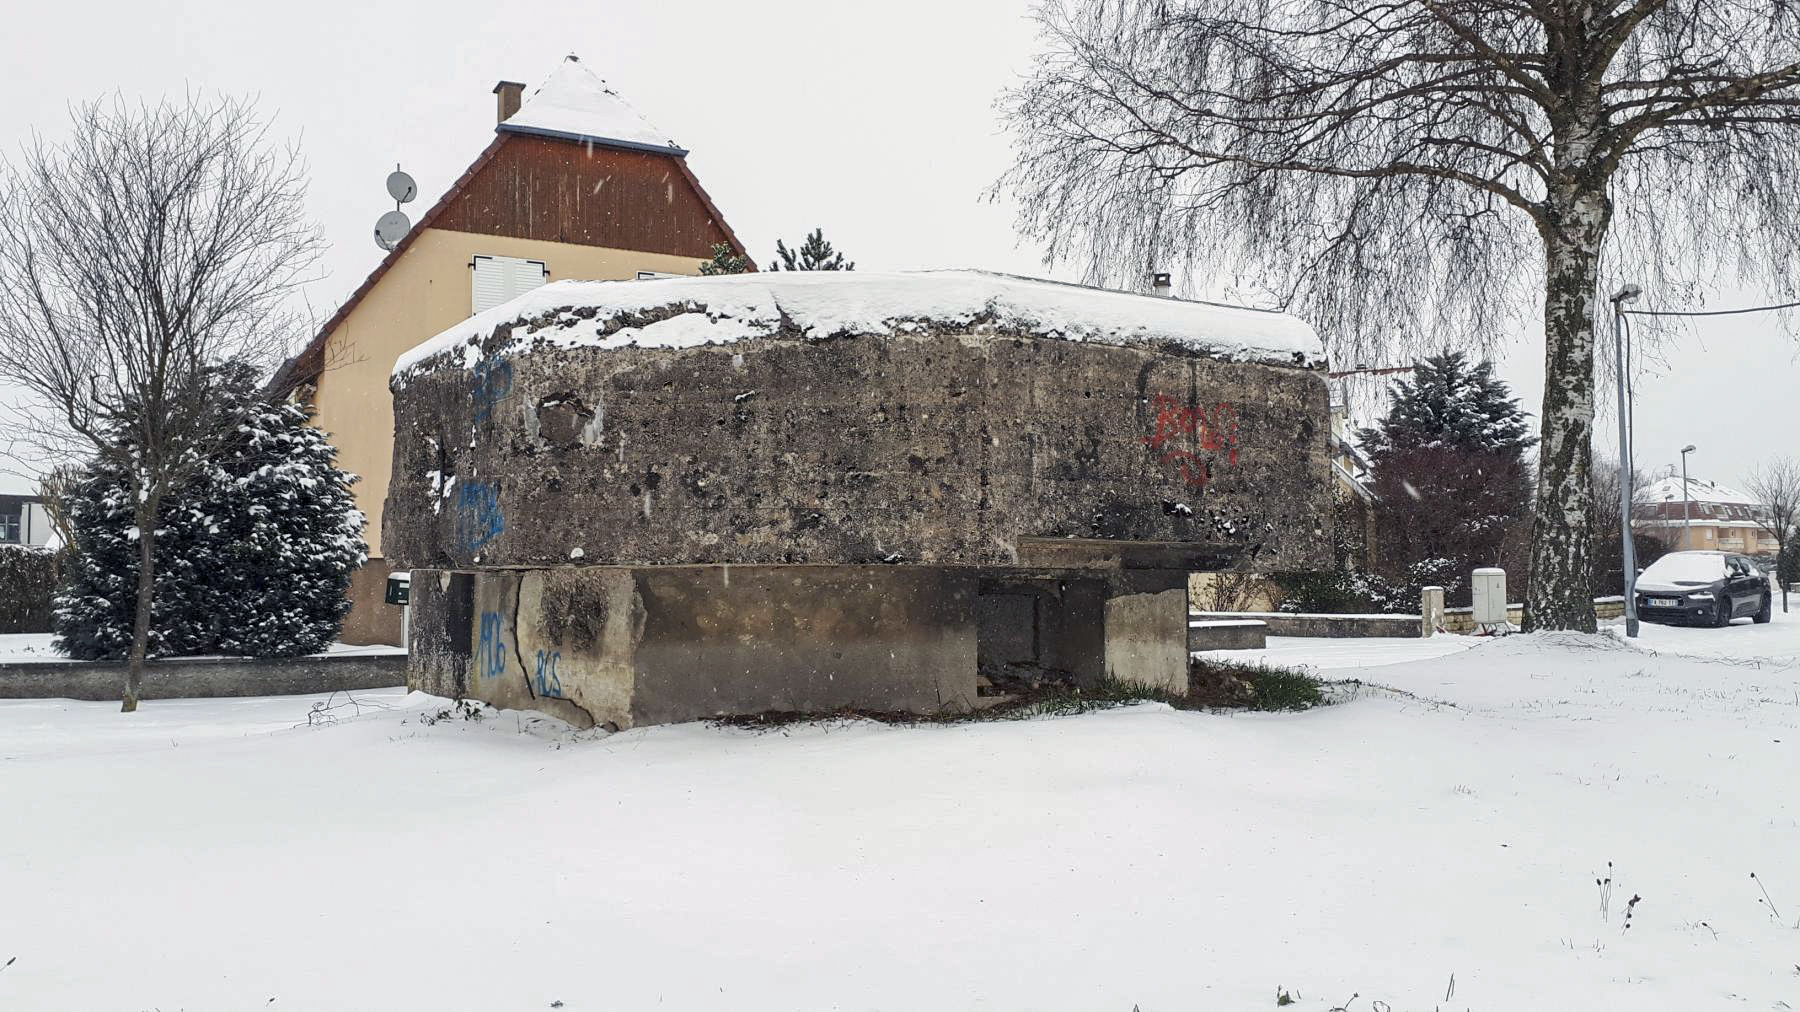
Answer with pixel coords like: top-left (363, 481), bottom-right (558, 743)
top-left (385, 332), bottom-right (1330, 573)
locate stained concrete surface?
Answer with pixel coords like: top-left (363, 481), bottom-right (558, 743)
top-left (387, 302), bottom-right (1331, 725)
top-left (387, 333), bottom-right (1329, 574)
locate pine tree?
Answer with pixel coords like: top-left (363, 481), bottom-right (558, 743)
top-left (54, 363), bottom-right (367, 659)
top-left (1357, 352), bottom-right (1536, 606)
top-left (770, 228), bottom-right (855, 272)
top-left (697, 242), bottom-right (753, 276)
top-left (1357, 352), bottom-right (1536, 461)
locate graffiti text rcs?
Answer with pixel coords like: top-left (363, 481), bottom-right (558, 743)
top-left (533, 649), bottom-right (564, 699)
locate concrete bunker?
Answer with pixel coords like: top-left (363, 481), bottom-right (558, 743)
top-left (384, 270), bottom-right (1330, 728)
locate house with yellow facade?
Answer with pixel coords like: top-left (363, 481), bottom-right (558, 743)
top-left (1634, 475), bottom-right (1781, 559)
top-left (271, 56), bottom-right (750, 643)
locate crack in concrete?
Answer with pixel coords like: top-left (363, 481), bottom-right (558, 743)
top-left (509, 578), bottom-right (596, 726)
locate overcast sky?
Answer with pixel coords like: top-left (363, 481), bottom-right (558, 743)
top-left (2, 0), bottom-right (1793, 492)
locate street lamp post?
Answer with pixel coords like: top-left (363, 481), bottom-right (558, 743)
top-left (1680, 444), bottom-right (1697, 549)
top-left (1613, 284), bottom-right (1644, 637)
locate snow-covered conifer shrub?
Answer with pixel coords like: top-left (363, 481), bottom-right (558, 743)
top-left (53, 363), bottom-right (366, 659)
top-left (1358, 352), bottom-right (1535, 606)
top-left (696, 242), bottom-right (752, 275)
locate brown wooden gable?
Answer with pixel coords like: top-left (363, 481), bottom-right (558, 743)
top-left (433, 134), bottom-right (739, 259)
top-left (268, 132), bottom-right (749, 395)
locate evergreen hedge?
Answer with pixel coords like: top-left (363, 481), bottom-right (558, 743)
top-left (0, 544), bottom-right (61, 634)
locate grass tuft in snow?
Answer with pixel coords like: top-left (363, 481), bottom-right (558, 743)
top-left (1750, 871), bottom-right (1796, 927)
top-left (1245, 668), bottom-right (1326, 711)
top-left (1597, 860), bottom-right (1615, 921)
top-left (1189, 656), bottom-right (1326, 711)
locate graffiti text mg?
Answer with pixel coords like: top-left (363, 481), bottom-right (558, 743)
top-left (454, 480), bottom-right (504, 553)
top-left (472, 358), bottom-right (514, 424)
top-left (476, 610), bottom-right (507, 682)
top-left (1142, 395), bottom-right (1239, 489)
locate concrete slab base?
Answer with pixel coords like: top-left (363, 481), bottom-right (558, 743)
top-left (408, 564), bottom-right (1193, 727)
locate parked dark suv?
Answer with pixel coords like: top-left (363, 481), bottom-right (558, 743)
top-left (1634, 551), bottom-right (1773, 627)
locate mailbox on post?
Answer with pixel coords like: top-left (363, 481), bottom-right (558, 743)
top-left (385, 571), bottom-right (411, 607)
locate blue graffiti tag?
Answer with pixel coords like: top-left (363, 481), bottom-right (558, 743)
top-left (454, 480), bottom-right (504, 553)
top-left (476, 610), bottom-right (507, 682)
top-left (533, 649), bottom-right (565, 699)
top-left (472, 358), bottom-right (514, 424)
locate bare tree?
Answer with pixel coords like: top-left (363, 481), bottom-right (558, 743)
top-left (1196, 569), bottom-right (1267, 611)
top-left (1745, 456), bottom-right (1800, 611)
top-left (1590, 453), bottom-right (1661, 595)
top-left (997, 0), bottom-right (1800, 631)
top-left (36, 463), bottom-right (85, 556)
top-left (0, 95), bottom-right (321, 710)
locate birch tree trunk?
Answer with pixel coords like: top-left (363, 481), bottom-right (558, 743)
top-left (1524, 185), bottom-right (1610, 633)
top-left (996, 0), bottom-right (1800, 628)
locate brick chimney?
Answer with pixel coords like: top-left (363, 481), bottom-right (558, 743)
top-left (493, 81), bottom-right (525, 124)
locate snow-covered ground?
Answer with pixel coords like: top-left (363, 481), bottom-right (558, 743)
top-left (3, 613), bottom-right (1799, 1010)
top-left (1197, 631), bottom-right (1480, 670)
top-left (1603, 600), bottom-right (1800, 666)
top-left (1195, 596), bottom-right (1800, 672)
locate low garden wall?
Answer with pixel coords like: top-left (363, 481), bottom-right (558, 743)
top-left (0, 651), bottom-right (407, 701)
top-left (1188, 610), bottom-right (1422, 639)
top-left (1440, 596), bottom-right (1625, 634)
top-left (1187, 619), bottom-right (1269, 651)
top-left (1195, 595), bottom-right (1628, 639)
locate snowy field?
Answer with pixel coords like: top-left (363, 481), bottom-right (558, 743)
top-left (3, 612), bottom-right (1799, 1010)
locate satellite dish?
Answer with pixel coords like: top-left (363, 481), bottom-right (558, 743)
top-left (386, 168), bottom-right (418, 204)
top-left (374, 209), bottom-right (412, 251)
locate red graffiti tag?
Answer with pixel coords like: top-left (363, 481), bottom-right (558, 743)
top-left (1142, 394), bottom-right (1239, 488)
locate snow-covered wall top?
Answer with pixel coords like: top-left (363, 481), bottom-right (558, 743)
top-left (498, 57), bottom-right (685, 156)
top-left (393, 270), bottom-right (1324, 383)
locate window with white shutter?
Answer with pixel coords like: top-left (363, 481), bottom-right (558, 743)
top-left (470, 255), bottom-right (550, 315)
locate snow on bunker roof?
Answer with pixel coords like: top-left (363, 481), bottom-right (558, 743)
top-left (393, 270), bottom-right (1324, 382)
top-left (498, 55), bottom-right (686, 156)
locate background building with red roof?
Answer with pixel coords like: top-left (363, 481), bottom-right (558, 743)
top-left (272, 56), bottom-right (750, 644)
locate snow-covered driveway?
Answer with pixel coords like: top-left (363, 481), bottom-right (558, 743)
top-left (2, 621), bottom-right (1797, 1010)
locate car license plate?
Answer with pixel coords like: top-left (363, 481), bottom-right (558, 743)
top-left (1650, 598), bottom-right (1679, 608)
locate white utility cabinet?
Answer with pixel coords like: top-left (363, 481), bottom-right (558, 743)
top-left (1471, 568), bottom-right (1509, 626)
